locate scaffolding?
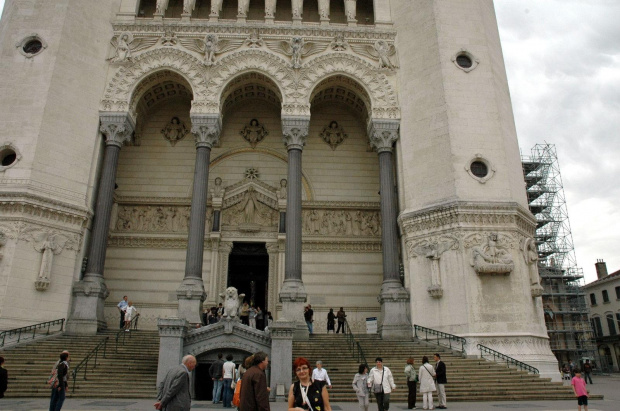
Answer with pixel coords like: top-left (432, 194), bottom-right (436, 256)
top-left (521, 144), bottom-right (601, 370)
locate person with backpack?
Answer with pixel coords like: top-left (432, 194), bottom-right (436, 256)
top-left (49, 352), bottom-right (69, 411)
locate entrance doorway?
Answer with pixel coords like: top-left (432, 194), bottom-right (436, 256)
top-left (228, 242), bottom-right (269, 328)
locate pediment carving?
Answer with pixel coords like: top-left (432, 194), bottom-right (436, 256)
top-left (220, 179), bottom-right (279, 231)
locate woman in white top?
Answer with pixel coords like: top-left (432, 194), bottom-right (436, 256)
top-left (123, 301), bottom-right (138, 331)
top-left (222, 354), bottom-right (236, 407)
top-left (418, 356), bottom-right (436, 410)
top-left (312, 361), bottom-right (332, 389)
top-left (367, 357), bottom-right (396, 411)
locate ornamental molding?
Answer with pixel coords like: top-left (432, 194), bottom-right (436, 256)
top-left (0, 222), bottom-right (81, 250)
top-left (0, 179), bottom-right (90, 210)
top-left (399, 201), bottom-right (537, 237)
top-left (107, 235), bottom-right (199, 249)
top-left (302, 201), bottom-right (380, 210)
top-left (0, 197), bottom-right (88, 232)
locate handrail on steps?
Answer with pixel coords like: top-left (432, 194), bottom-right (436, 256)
top-left (477, 344), bottom-right (539, 374)
top-left (343, 319), bottom-right (370, 369)
top-left (0, 318), bottom-right (65, 347)
top-left (115, 315), bottom-right (140, 353)
top-left (414, 325), bottom-right (467, 353)
top-left (71, 337), bottom-right (109, 393)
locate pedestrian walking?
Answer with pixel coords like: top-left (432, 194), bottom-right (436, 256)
top-left (124, 301), bottom-right (138, 331)
top-left (434, 354), bottom-right (446, 409)
top-left (583, 360), bottom-right (593, 384)
top-left (117, 295), bottom-right (128, 329)
top-left (571, 368), bottom-right (589, 411)
top-left (418, 356), bottom-right (436, 410)
top-left (405, 358), bottom-right (418, 409)
top-left (155, 355), bottom-right (195, 410)
top-left (336, 307), bottom-right (347, 333)
top-left (312, 361), bottom-right (332, 389)
top-left (304, 305), bottom-right (314, 334)
top-left (368, 357), bottom-right (396, 411)
top-left (49, 352), bottom-right (70, 411)
top-left (210, 353), bottom-right (224, 404)
top-left (352, 363), bottom-right (369, 411)
top-left (289, 357), bottom-right (331, 411)
top-left (327, 309), bottom-right (335, 333)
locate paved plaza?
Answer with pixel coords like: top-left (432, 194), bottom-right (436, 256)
top-left (1, 375), bottom-right (618, 411)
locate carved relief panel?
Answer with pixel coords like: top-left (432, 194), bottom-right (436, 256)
top-left (302, 209), bottom-right (381, 237)
top-left (114, 204), bottom-right (212, 234)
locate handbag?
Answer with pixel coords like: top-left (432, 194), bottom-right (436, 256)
top-left (232, 379), bottom-right (242, 407)
top-left (372, 369), bottom-right (384, 393)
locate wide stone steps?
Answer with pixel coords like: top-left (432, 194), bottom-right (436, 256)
top-left (0, 329), bottom-right (160, 398)
top-left (293, 334), bottom-right (593, 402)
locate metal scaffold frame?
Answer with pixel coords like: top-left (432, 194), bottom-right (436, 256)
top-left (521, 144), bottom-right (601, 370)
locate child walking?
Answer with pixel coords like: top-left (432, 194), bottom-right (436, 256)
top-left (571, 368), bottom-right (588, 411)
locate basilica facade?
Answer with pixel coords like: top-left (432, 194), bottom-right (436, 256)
top-left (0, 0), bottom-right (560, 380)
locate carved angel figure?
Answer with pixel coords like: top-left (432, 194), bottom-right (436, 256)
top-left (108, 32), bottom-right (158, 63)
top-left (161, 117), bottom-right (189, 146)
top-left (350, 40), bottom-right (398, 69)
top-left (265, 37), bottom-right (328, 69)
top-left (240, 118), bottom-right (268, 148)
top-left (180, 34), bottom-right (244, 66)
top-left (320, 121), bottom-right (347, 150)
top-left (245, 30), bottom-right (264, 48)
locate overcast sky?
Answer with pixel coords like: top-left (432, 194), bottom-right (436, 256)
top-left (0, 1), bottom-right (617, 283)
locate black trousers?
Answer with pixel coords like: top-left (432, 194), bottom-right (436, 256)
top-left (585, 372), bottom-right (593, 384)
top-left (119, 310), bottom-right (125, 329)
top-left (407, 381), bottom-right (417, 408)
top-left (374, 393), bottom-right (390, 411)
top-left (336, 321), bottom-right (345, 333)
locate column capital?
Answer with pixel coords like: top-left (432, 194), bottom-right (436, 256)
top-left (191, 114), bottom-right (221, 148)
top-left (282, 116), bottom-right (310, 150)
top-left (368, 119), bottom-right (400, 153)
top-left (99, 112), bottom-right (135, 147)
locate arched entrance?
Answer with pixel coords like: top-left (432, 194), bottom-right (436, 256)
top-left (228, 242), bottom-right (269, 327)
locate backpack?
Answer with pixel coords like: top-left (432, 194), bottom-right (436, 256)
top-left (47, 367), bottom-right (59, 389)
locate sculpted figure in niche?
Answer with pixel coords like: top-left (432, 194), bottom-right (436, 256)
top-left (265, 0), bottom-right (276, 18)
top-left (320, 121), bottom-right (348, 150)
top-left (240, 119), bottom-right (268, 148)
top-left (240, 186), bottom-right (259, 224)
top-left (471, 233), bottom-right (514, 275)
top-left (210, 0), bottom-right (223, 16)
top-left (238, 0), bottom-right (250, 17)
top-left (277, 179), bottom-right (287, 200)
top-left (183, 0), bottom-right (196, 15)
top-left (523, 237), bottom-right (543, 297)
top-left (33, 234), bottom-right (67, 291)
top-left (211, 177), bottom-right (225, 198)
top-left (161, 117), bottom-right (189, 146)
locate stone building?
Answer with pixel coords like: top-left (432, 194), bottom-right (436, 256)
top-left (0, 0), bottom-right (560, 381)
top-left (584, 260), bottom-right (620, 372)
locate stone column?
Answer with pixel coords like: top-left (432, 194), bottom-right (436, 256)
top-left (279, 117), bottom-right (310, 340)
top-left (318, 0), bottom-right (330, 25)
top-left (265, 0), bottom-right (276, 24)
top-left (368, 119), bottom-right (412, 339)
top-left (66, 112), bottom-right (134, 335)
top-left (269, 320), bottom-right (296, 401)
top-left (345, 0), bottom-right (357, 26)
top-left (177, 114), bottom-right (221, 324)
top-left (157, 318), bottom-right (189, 386)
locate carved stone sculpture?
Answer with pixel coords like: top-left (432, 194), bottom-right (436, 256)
top-left (155, 0), bottom-right (169, 15)
top-left (344, 0), bottom-right (357, 22)
top-left (33, 233), bottom-right (68, 291)
top-left (210, 0), bottom-right (223, 17)
top-left (240, 119), bottom-right (268, 148)
top-left (182, 0), bottom-right (196, 15)
top-left (0, 230), bottom-right (6, 261)
top-left (276, 179), bottom-right (288, 200)
top-left (219, 286), bottom-right (246, 318)
top-left (238, 0), bottom-right (250, 17)
top-left (161, 30), bottom-right (178, 46)
top-left (407, 236), bottom-right (459, 298)
top-left (180, 34), bottom-right (244, 66)
top-left (114, 205), bottom-right (199, 233)
top-left (318, 0), bottom-right (330, 20)
top-left (320, 121), bottom-right (347, 150)
top-left (265, 37), bottom-right (328, 69)
top-left (350, 40), bottom-right (398, 70)
top-left (302, 209), bottom-right (381, 237)
top-left (245, 30), bottom-right (264, 48)
top-left (107, 32), bottom-right (157, 63)
top-left (211, 177), bottom-right (225, 199)
top-left (161, 117), bottom-right (189, 146)
top-left (470, 233), bottom-right (515, 275)
top-left (523, 237), bottom-right (544, 297)
top-left (265, 0), bottom-right (276, 19)
top-left (331, 33), bottom-right (348, 51)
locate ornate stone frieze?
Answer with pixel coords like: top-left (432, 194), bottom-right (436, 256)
top-left (368, 119), bottom-right (399, 152)
top-left (107, 235), bottom-right (202, 249)
top-left (161, 117), bottom-right (189, 146)
top-left (265, 37), bottom-right (329, 68)
top-left (350, 40), bottom-right (398, 70)
top-left (302, 209), bottom-right (380, 237)
top-left (399, 202), bottom-right (537, 237)
top-left (0, 194), bottom-right (88, 230)
top-left (302, 241), bottom-right (381, 253)
top-left (240, 119), bottom-right (268, 148)
top-left (302, 201), bottom-right (380, 210)
top-left (180, 34), bottom-right (244, 66)
top-left (114, 204), bottom-right (209, 233)
top-left (99, 112), bottom-right (135, 147)
top-left (107, 32), bottom-right (158, 63)
top-left (320, 121), bottom-right (347, 150)
top-left (0, 223), bottom-right (81, 251)
top-left (406, 235), bottom-right (459, 298)
top-left (465, 232), bottom-right (516, 276)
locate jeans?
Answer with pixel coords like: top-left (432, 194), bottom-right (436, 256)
top-left (306, 321), bottom-right (313, 334)
top-left (212, 379), bottom-right (223, 403)
top-left (374, 392), bottom-right (390, 411)
top-left (585, 372), bottom-right (593, 384)
top-left (49, 386), bottom-right (66, 411)
top-left (222, 378), bottom-right (233, 407)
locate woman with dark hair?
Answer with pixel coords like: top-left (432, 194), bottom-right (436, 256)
top-left (288, 357), bottom-right (331, 411)
top-left (222, 354), bottom-right (236, 408)
top-left (352, 363), bottom-right (369, 411)
top-left (404, 357), bottom-right (417, 409)
top-left (239, 352), bottom-right (270, 411)
top-left (327, 309), bottom-right (335, 333)
top-left (418, 356), bottom-right (436, 410)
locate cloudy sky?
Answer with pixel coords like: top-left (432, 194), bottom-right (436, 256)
top-left (1, 1), bottom-right (617, 283)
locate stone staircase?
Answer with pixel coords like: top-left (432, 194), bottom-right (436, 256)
top-left (0, 329), bottom-right (159, 399)
top-left (293, 334), bottom-right (597, 402)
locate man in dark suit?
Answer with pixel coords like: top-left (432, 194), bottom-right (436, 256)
top-left (239, 351), bottom-right (270, 411)
top-left (434, 353), bottom-right (447, 409)
top-left (0, 356), bottom-right (7, 399)
top-left (155, 355), bottom-right (196, 411)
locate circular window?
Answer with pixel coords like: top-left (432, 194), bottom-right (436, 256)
top-left (0, 144), bottom-right (22, 171)
top-left (470, 161), bottom-right (488, 178)
top-left (23, 40), bottom-right (43, 55)
top-left (456, 54), bottom-right (473, 69)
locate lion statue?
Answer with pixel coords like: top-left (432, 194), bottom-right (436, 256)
top-left (219, 286), bottom-right (246, 318)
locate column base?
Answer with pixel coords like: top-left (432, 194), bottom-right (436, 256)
top-left (279, 279), bottom-right (309, 340)
top-left (157, 317), bottom-right (189, 385)
top-left (269, 320), bottom-right (296, 402)
top-left (176, 277), bottom-right (207, 325)
top-left (65, 275), bottom-right (109, 335)
top-left (378, 280), bottom-right (412, 339)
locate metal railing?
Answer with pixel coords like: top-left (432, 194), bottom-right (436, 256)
top-left (343, 319), bottom-right (370, 368)
top-left (71, 337), bottom-right (109, 392)
top-left (0, 318), bottom-right (65, 347)
top-left (115, 315), bottom-right (140, 353)
top-left (414, 325), bottom-right (467, 353)
top-left (477, 344), bottom-right (539, 374)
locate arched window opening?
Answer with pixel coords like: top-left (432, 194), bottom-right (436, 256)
top-left (330, 0), bottom-right (346, 24)
top-left (164, 0), bottom-right (184, 18)
top-left (194, 0), bottom-right (213, 18)
top-left (303, 0), bottom-right (320, 23)
top-left (138, 0), bottom-right (157, 17)
top-left (248, 0), bottom-right (266, 21)
top-left (275, 0), bottom-right (293, 22)
top-left (357, 0), bottom-right (374, 25)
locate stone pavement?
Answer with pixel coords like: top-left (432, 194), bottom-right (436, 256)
top-left (1, 375), bottom-right (618, 411)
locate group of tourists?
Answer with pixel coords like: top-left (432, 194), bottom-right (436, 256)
top-left (203, 302), bottom-right (273, 331)
top-left (303, 305), bottom-right (348, 335)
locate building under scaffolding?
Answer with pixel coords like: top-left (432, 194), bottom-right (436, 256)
top-left (521, 144), bottom-right (600, 370)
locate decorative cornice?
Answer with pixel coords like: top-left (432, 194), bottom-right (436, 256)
top-left (0, 195), bottom-right (89, 231)
top-left (0, 180), bottom-right (89, 211)
top-left (281, 117), bottom-right (310, 150)
top-left (399, 201), bottom-right (537, 237)
top-left (108, 235), bottom-right (211, 249)
top-left (368, 119), bottom-right (399, 153)
top-left (302, 201), bottom-right (380, 210)
top-left (302, 240), bottom-right (381, 252)
top-left (99, 112), bottom-right (135, 147)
